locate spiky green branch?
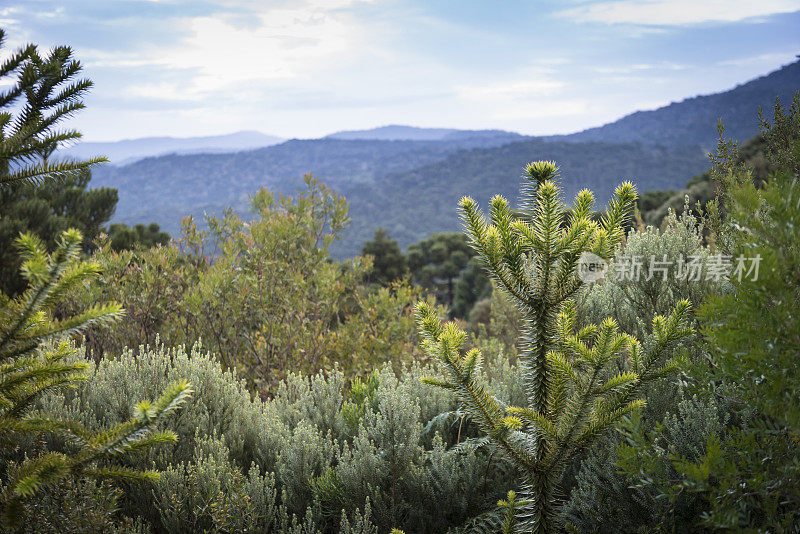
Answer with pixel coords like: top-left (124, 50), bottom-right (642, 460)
top-left (0, 29), bottom-right (106, 187)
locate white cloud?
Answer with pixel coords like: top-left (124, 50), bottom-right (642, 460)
top-left (0, 7), bottom-right (20, 27)
top-left (591, 61), bottom-right (688, 74)
top-left (560, 0), bottom-right (800, 25)
top-left (716, 51), bottom-right (800, 67)
top-left (125, 81), bottom-right (205, 101)
top-left (452, 69), bottom-right (587, 125)
top-left (81, 49), bottom-right (163, 69)
top-left (133, 0), bottom-right (376, 96)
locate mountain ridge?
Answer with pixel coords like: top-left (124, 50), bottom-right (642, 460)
top-left (548, 59), bottom-right (800, 149)
top-left (326, 125), bottom-right (523, 142)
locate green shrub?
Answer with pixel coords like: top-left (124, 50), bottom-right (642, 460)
top-left (155, 435), bottom-right (283, 533)
top-left (36, 340), bottom-right (526, 532)
top-left (578, 205), bottom-right (719, 341)
top-left (68, 177), bottom-right (428, 394)
top-left (561, 206), bottom-right (723, 532)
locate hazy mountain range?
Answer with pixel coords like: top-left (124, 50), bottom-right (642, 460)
top-left (62, 131), bottom-right (285, 165)
top-left (88, 59), bottom-right (800, 257)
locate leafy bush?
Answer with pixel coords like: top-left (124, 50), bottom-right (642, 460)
top-left (67, 176), bottom-right (428, 394)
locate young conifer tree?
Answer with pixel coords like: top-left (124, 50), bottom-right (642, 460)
top-left (416, 161), bottom-right (693, 533)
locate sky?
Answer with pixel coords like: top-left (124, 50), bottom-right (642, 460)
top-left (1, 0), bottom-right (799, 141)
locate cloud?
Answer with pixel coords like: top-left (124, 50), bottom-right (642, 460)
top-left (125, 81), bottom-right (205, 101)
top-left (0, 7), bottom-right (21, 26)
top-left (716, 51), bottom-right (800, 67)
top-left (560, 0), bottom-right (800, 25)
top-left (591, 61), bottom-right (688, 74)
top-left (452, 69), bottom-right (587, 123)
top-left (135, 0), bottom-right (376, 96)
top-left (81, 49), bottom-right (163, 69)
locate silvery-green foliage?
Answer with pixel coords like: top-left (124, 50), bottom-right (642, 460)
top-left (155, 434), bottom-right (282, 533)
top-left (277, 421), bottom-right (336, 515)
top-left (478, 336), bottom-right (526, 408)
top-left (658, 395), bottom-right (727, 459)
top-left (338, 500), bottom-right (378, 534)
top-left (272, 368), bottom-right (349, 438)
top-left (393, 361), bottom-right (458, 424)
top-left (35, 341), bottom-right (524, 532)
top-left (563, 394), bottom-right (727, 533)
top-left (320, 373), bottom-right (508, 533)
top-left (579, 206), bottom-right (720, 341)
top-left (332, 376), bottom-right (425, 529)
top-left (37, 342), bottom-right (280, 472)
top-left (560, 434), bottom-right (654, 533)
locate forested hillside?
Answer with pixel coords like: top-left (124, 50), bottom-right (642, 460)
top-left (91, 135), bottom-right (530, 239)
top-left (337, 140), bottom-right (707, 255)
top-left (62, 130), bottom-right (285, 165)
top-left (327, 125), bottom-right (522, 142)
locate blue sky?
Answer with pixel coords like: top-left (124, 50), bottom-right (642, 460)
top-left (2, 0), bottom-right (799, 141)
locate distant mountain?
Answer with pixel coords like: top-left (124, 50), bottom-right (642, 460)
top-left (61, 130), bottom-right (284, 165)
top-left (327, 125), bottom-right (523, 142)
top-left (92, 136), bottom-right (708, 257)
top-left (550, 59), bottom-right (800, 149)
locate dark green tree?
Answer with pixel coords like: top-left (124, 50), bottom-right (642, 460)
top-left (0, 29), bottom-right (104, 186)
top-left (0, 170), bottom-right (117, 296)
top-left (361, 228), bottom-right (406, 285)
top-left (416, 161), bottom-right (693, 533)
top-left (407, 232), bottom-right (472, 309)
top-left (451, 257), bottom-right (492, 319)
top-left (108, 222), bottom-right (170, 252)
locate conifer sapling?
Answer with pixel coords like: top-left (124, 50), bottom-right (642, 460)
top-left (416, 161), bottom-right (693, 533)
